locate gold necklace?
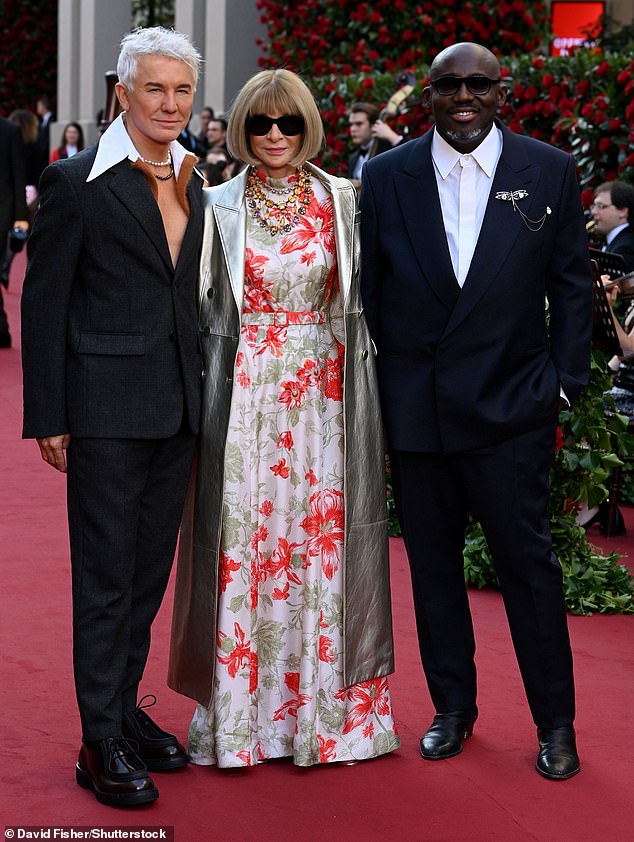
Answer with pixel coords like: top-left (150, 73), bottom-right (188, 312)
top-left (245, 166), bottom-right (312, 236)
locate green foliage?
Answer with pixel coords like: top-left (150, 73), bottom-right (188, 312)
top-left (0, 0), bottom-right (57, 117)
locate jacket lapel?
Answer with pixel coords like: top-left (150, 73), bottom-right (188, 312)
top-left (107, 163), bottom-right (173, 273)
top-left (173, 170), bottom-right (204, 278)
top-left (213, 169), bottom-right (249, 312)
top-left (441, 123), bottom-right (543, 338)
top-left (396, 134), bottom-right (460, 312)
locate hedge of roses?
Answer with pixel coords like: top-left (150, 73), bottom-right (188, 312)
top-left (256, 0), bottom-right (548, 74)
top-left (310, 50), bottom-right (634, 199)
top-left (0, 0), bottom-right (57, 118)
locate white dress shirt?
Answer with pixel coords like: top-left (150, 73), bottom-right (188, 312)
top-left (86, 113), bottom-right (196, 183)
top-left (431, 125), bottom-right (503, 286)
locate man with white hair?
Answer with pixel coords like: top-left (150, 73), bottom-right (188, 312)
top-left (22, 27), bottom-right (204, 806)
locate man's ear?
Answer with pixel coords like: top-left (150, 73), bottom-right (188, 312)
top-left (115, 82), bottom-right (130, 111)
top-left (422, 85), bottom-right (432, 108)
top-left (497, 84), bottom-right (508, 107)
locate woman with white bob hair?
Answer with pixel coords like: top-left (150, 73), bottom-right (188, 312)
top-left (168, 69), bottom-right (399, 767)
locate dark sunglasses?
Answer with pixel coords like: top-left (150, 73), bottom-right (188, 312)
top-left (430, 75), bottom-right (501, 97)
top-left (246, 114), bottom-right (305, 136)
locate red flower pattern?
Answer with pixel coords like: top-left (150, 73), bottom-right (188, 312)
top-left (300, 489), bottom-right (345, 580)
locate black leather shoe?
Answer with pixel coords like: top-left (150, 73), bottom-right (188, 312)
top-left (122, 695), bottom-right (189, 771)
top-left (76, 737), bottom-right (158, 806)
top-left (420, 708), bottom-right (478, 760)
top-left (536, 725), bottom-right (580, 780)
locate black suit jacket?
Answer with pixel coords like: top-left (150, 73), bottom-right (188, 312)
top-left (21, 146), bottom-right (203, 439)
top-left (607, 226), bottom-right (634, 273)
top-left (347, 138), bottom-right (393, 179)
top-left (0, 117), bottom-right (28, 234)
top-left (360, 121), bottom-right (593, 453)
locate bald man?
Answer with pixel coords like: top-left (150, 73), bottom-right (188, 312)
top-left (361, 42), bottom-right (593, 779)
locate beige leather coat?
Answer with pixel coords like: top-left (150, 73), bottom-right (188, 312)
top-left (168, 162), bottom-right (394, 706)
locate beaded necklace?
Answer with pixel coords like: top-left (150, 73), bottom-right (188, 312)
top-left (245, 166), bottom-right (312, 236)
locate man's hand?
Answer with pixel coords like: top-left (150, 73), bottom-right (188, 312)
top-left (37, 434), bottom-right (71, 472)
top-left (371, 119), bottom-right (402, 147)
top-left (12, 219), bottom-right (29, 231)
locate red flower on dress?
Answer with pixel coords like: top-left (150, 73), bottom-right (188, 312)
top-left (279, 195), bottom-right (336, 255)
top-left (277, 430), bottom-right (294, 450)
top-left (319, 634), bottom-right (336, 663)
top-left (318, 735), bottom-right (337, 762)
top-left (301, 250), bottom-right (317, 266)
top-left (219, 551), bottom-right (241, 593)
top-left (272, 672), bottom-right (312, 720)
top-left (243, 248), bottom-right (274, 313)
top-left (363, 722), bottom-right (374, 739)
top-left (236, 750), bottom-right (252, 765)
top-left (324, 356), bottom-right (343, 401)
top-left (265, 536), bottom-right (303, 585)
top-left (272, 581), bottom-right (290, 600)
top-left (256, 325), bottom-right (287, 357)
top-left (270, 458), bottom-right (290, 478)
top-left (250, 524), bottom-right (269, 550)
top-left (236, 370), bottom-right (251, 388)
top-left (296, 358), bottom-right (323, 387)
top-left (217, 622), bottom-right (251, 679)
top-left (300, 488), bottom-right (345, 580)
top-left (341, 678), bottom-right (391, 734)
top-left (259, 500), bottom-right (274, 517)
top-left (279, 379), bottom-right (307, 410)
top-left (305, 469), bottom-right (318, 487)
top-left (250, 651), bottom-right (258, 694)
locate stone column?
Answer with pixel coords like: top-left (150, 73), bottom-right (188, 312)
top-left (175, 0), bottom-right (264, 115)
top-left (55, 0), bottom-right (130, 149)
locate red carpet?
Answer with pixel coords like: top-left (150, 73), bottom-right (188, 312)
top-left (2, 254), bottom-right (633, 841)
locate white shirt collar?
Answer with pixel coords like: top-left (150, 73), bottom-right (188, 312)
top-left (86, 112), bottom-right (197, 183)
top-left (606, 222), bottom-right (630, 245)
top-left (431, 124), bottom-right (502, 179)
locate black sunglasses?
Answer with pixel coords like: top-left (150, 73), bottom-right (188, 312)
top-left (430, 75), bottom-right (501, 97)
top-left (246, 114), bottom-right (305, 136)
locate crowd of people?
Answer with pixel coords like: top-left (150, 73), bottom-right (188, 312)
top-left (6, 22), bottom-right (633, 811)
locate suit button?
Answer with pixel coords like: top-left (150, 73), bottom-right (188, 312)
top-left (226, 376), bottom-right (233, 385)
top-left (207, 288), bottom-right (215, 298)
top-left (201, 326), bottom-right (211, 337)
top-left (361, 349), bottom-right (368, 360)
top-left (201, 369), bottom-right (206, 378)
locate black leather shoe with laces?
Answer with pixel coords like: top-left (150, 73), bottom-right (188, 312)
top-left (76, 737), bottom-right (158, 806)
top-left (536, 725), bottom-right (580, 780)
top-left (122, 695), bottom-right (190, 771)
top-left (420, 708), bottom-right (478, 760)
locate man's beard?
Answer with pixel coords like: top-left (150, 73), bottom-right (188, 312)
top-left (444, 125), bottom-right (486, 144)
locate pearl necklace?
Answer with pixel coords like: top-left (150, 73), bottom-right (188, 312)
top-left (245, 166), bottom-right (312, 236)
top-left (138, 153), bottom-right (171, 167)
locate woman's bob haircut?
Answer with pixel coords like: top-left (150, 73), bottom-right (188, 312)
top-left (227, 69), bottom-right (324, 168)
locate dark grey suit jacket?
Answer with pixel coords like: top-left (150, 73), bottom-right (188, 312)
top-left (21, 146), bottom-right (204, 439)
top-left (608, 225), bottom-right (634, 273)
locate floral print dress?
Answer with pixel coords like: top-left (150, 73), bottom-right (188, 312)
top-left (188, 171), bottom-right (399, 768)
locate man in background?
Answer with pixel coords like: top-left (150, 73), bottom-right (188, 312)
top-left (0, 115), bottom-right (28, 347)
top-left (347, 101), bottom-right (403, 184)
top-left (591, 180), bottom-right (634, 272)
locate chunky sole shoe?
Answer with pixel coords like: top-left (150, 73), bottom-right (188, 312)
top-left (76, 763), bottom-right (159, 807)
